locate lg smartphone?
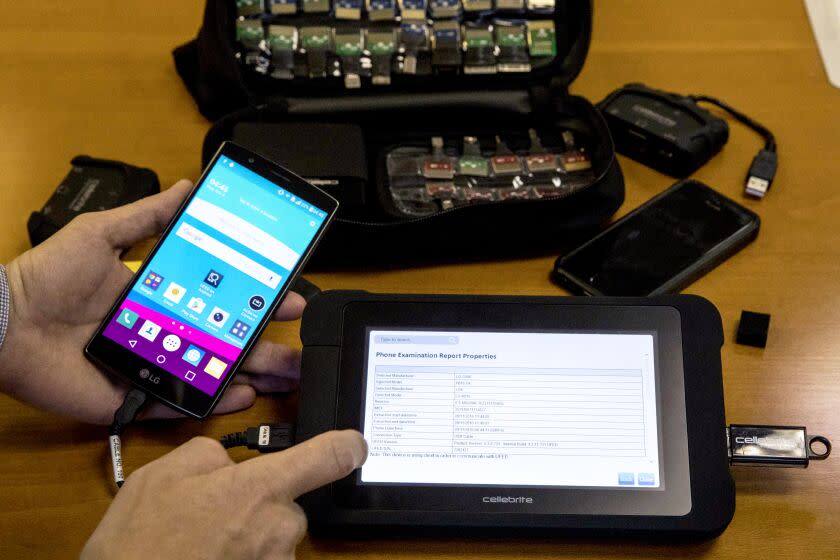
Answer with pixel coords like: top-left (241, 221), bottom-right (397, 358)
top-left (553, 180), bottom-right (760, 296)
top-left (85, 142), bottom-right (339, 418)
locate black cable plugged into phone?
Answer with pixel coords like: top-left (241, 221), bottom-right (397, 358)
top-left (109, 388), bottom-right (148, 488)
top-left (597, 83), bottom-right (778, 199)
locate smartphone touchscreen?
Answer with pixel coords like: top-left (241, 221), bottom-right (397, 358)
top-left (86, 143), bottom-right (338, 417)
top-left (554, 180), bottom-right (759, 296)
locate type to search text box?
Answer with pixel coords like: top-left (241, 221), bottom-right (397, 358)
top-left (176, 223), bottom-right (281, 289)
top-left (374, 335), bottom-right (460, 345)
top-left (186, 197), bottom-right (300, 271)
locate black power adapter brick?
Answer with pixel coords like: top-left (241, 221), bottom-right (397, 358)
top-left (28, 155), bottom-right (160, 246)
top-left (598, 83), bottom-right (778, 198)
top-left (597, 83), bottom-right (729, 178)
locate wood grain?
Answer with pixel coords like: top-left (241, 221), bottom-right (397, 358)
top-left (1, 0), bottom-right (838, 557)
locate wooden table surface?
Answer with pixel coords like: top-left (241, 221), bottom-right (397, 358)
top-left (1, 0), bottom-right (839, 557)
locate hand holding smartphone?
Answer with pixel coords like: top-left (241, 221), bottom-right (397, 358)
top-left (553, 180), bottom-right (760, 296)
top-left (85, 142), bottom-right (339, 418)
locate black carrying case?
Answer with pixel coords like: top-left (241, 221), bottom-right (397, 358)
top-left (173, 0), bottom-right (625, 266)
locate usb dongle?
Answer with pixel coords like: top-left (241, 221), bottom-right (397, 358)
top-left (727, 425), bottom-right (831, 467)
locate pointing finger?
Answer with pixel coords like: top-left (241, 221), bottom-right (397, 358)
top-left (237, 430), bottom-right (367, 500)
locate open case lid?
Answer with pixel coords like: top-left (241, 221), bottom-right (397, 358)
top-left (173, 0), bottom-right (593, 120)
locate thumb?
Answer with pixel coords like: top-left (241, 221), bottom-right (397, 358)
top-left (101, 179), bottom-right (193, 250)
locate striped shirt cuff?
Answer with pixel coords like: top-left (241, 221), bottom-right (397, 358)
top-left (0, 264), bottom-right (8, 352)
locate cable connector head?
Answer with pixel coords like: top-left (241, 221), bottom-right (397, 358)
top-left (110, 388), bottom-right (148, 436)
top-left (745, 149), bottom-right (778, 198)
top-left (221, 424), bottom-right (295, 453)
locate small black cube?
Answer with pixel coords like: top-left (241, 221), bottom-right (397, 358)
top-left (736, 310), bottom-right (771, 348)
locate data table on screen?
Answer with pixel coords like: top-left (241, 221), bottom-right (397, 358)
top-left (361, 330), bottom-right (661, 488)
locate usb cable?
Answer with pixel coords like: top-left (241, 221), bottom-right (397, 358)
top-left (108, 388), bottom-right (148, 488)
top-left (688, 95), bottom-right (778, 198)
top-left (108, 391), bottom-right (296, 488)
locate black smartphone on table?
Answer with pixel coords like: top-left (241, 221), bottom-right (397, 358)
top-left (553, 180), bottom-right (760, 296)
top-left (85, 142), bottom-right (339, 418)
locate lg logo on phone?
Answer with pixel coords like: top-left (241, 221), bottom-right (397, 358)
top-left (139, 369), bottom-right (160, 384)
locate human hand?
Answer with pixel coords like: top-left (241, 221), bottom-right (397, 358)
top-left (82, 430), bottom-right (367, 559)
top-left (0, 180), bottom-right (306, 424)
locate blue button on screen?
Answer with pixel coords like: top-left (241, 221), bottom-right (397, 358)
top-left (618, 472), bottom-right (635, 485)
top-left (638, 473), bottom-right (656, 486)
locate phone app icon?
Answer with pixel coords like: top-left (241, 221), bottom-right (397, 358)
top-left (187, 297), bottom-right (206, 314)
top-left (204, 357), bottom-right (228, 379)
top-left (229, 320), bottom-right (251, 340)
top-left (203, 270), bottom-right (224, 288)
top-left (207, 307), bottom-right (230, 328)
top-left (163, 282), bottom-right (187, 304)
top-left (138, 320), bottom-right (161, 342)
top-left (143, 271), bottom-right (164, 290)
top-left (162, 334), bottom-right (182, 352)
top-left (182, 345), bottom-right (205, 366)
top-left (117, 309), bottom-right (139, 329)
top-left (248, 295), bottom-right (265, 311)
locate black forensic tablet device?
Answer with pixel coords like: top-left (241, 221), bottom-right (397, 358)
top-left (296, 291), bottom-right (735, 539)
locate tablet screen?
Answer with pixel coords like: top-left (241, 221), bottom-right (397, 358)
top-left (361, 329), bottom-right (661, 489)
